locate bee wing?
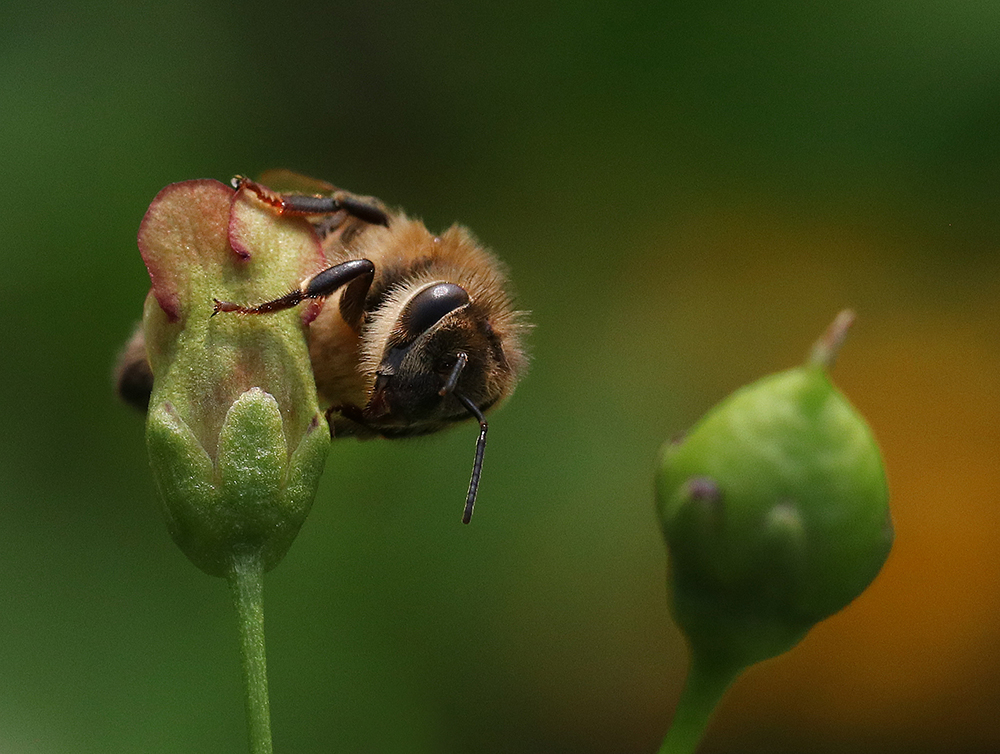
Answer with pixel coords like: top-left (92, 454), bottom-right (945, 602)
top-left (252, 170), bottom-right (390, 254)
top-left (256, 169), bottom-right (341, 196)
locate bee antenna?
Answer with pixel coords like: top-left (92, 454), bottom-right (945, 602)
top-left (439, 352), bottom-right (469, 397)
top-left (453, 392), bottom-right (488, 525)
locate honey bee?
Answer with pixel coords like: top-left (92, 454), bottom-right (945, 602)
top-left (118, 170), bottom-right (529, 523)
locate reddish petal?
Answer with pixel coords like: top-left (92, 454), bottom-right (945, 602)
top-left (137, 179), bottom-right (235, 321)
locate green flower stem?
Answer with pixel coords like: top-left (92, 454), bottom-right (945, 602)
top-left (657, 653), bottom-right (740, 754)
top-left (228, 551), bottom-right (273, 754)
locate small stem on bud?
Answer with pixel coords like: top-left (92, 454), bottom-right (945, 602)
top-left (657, 653), bottom-right (740, 754)
top-left (809, 309), bottom-right (856, 370)
top-left (228, 551), bottom-right (273, 754)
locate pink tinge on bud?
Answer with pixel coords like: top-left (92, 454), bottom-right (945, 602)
top-left (137, 178), bottom-right (328, 325)
top-left (138, 179), bottom-right (236, 322)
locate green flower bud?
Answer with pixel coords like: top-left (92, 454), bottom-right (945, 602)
top-left (138, 179), bottom-right (331, 577)
top-left (656, 312), bottom-right (893, 670)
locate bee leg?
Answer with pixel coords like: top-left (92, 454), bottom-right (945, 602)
top-left (325, 404), bottom-right (375, 440)
top-left (233, 176), bottom-right (390, 227)
top-left (213, 259), bottom-right (375, 316)
top-left (115, 323), bottom-right (154, 411)
top-left (330, 403), bottom-right (367, 425)
top-left (338, 263), bottom-right (375, 331)
top-left (322, 406), bottom-right (340, 438)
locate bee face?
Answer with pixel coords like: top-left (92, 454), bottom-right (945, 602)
top-left (358, 281), bottom-right (512, 436)
top-left (316, 216), bottom-right (528, 444)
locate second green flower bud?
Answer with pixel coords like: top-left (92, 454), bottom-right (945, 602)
top-left (656, 313), bottom-right (893, 669)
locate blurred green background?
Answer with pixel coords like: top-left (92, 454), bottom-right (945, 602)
top-left (2, 2), bottom-right (998, 752)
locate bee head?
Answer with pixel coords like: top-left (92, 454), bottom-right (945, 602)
top-left (343, 220), bottom-right (530, 523)
top-left (363, 280), bottom-right (511, 435)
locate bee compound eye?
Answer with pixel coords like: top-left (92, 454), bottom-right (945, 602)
top-left (399, 283), bottom-right (470, 342)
